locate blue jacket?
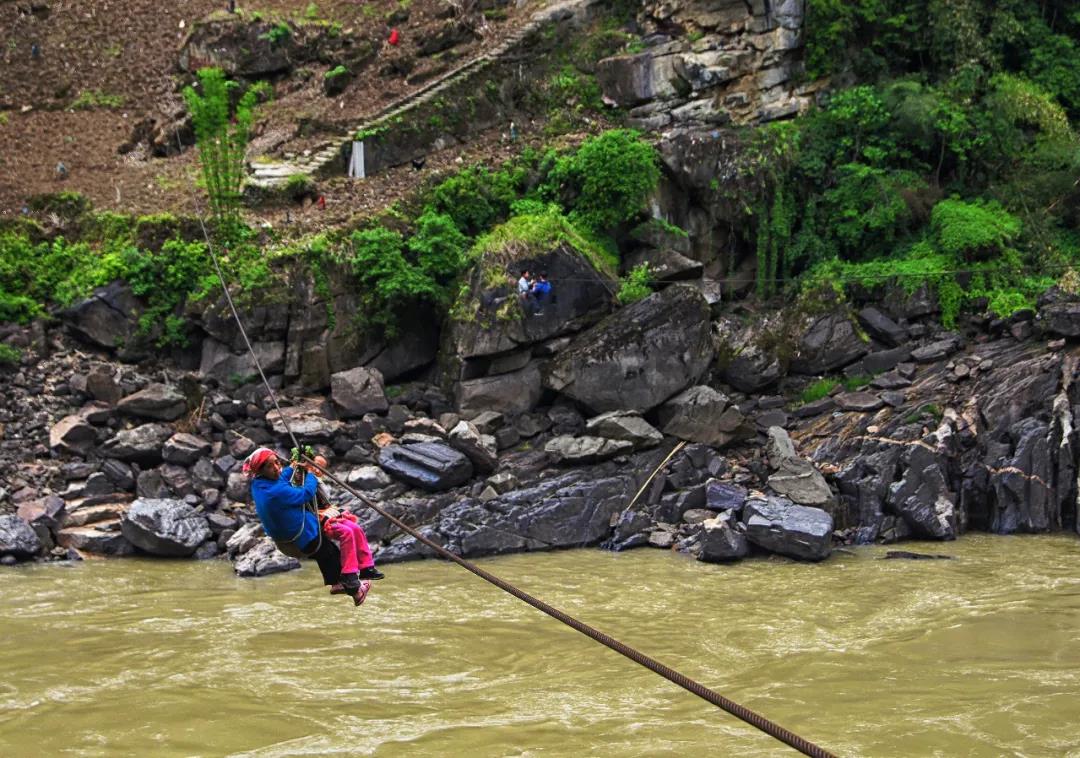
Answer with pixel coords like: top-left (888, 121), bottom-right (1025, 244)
top-left (251, 466), bottom-right (320, 547)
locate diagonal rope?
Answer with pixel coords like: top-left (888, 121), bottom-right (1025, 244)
top-left (302, 455), bottom-right (839, 758)
top-left (182, 134), bottom-right (837, 757)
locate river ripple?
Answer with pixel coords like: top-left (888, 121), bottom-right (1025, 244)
top-left (1, 533), bottom-right (1078, 757)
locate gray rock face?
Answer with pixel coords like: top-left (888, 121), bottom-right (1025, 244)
top-left (697, 512), bottom-right (749, 562)
top-left (447, 242), bottom-right (615, 361)
top-left (120, 498), bottom-right (212, 557)
top-left (378, 443), bottom-right (473, 491)
top-left (986, 419), bottom-right (1057, 534)
top-left (911, 336), bottom-right (962, 363)
top-left (887, 445), bottom-right (956, 539)
top-left (836, 392), bottom-right (885, 412)
top-left (456, 362), bottom-right (542, 417)
top-left (117, 384), bottom-right (187, 421)
top-left (584, 411), bottom-right (664, 448)
top-left (330, 366), bottom-right (388, 418)
top-left (49, 414), bottom-right (97, 454)
top-left (0, 514), bottom-right (42, 559)
top-left (101, 423), bottom-right (174, 465)
top-left (857, 307), bottom-right (906, 347)
top-left (226, 522), bottom-right (264, 556)
top-left (60, 281), bottom-right (143, 352)
top-left (379, 466), bottom-right (635, 563)
top-left (768, 458), bottom-right (833, 507)
top-left (200, 337), bottom-right (286, 382)
top-left (234, 538), bottom-right (302, 577)
top-left (545, 285), bottom-right (715, 413)
top-left (162, 433), bottom-right (212, 466)
top-left (266, 402), bottom-right (343, 440)
top-left (657, 385), bottom-right (744, 446)
top-left (790, 312), bottom-right (869, 375)
top-left (705, 480), bottom-right (747, 512)
top-left (766, 426), bottom-right (797, 467)
top-left (447, 421), bottom-right (498, 475)
top-left (544, 435), bottom-right (634, 464)
top-left (1042, 304), bottom-right (1080, 337)
top-left (57, 525), bottom-right (134, 555)
top-left (713, 314), bottom-right (784, 393)
top-left (742, 496), bottom-right (833, 561)
top-left (346, 465), bottom-right (392, 490)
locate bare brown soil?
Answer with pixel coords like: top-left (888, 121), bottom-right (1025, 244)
top-left (0, 0), bottom-right (533, 218)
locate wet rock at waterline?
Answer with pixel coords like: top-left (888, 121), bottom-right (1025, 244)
top-left (233, 538), bottom-right (302, 577)
top-left (741, 496), bottom-right (833, 561)
top-left (0, 514), bottom-right (43, 560)
top-left (120, 498), bottom-right (213, 557)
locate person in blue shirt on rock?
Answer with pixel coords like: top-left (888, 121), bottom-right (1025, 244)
top-left (244, 447), bottom-right (382, 604)
top-left (531, 272), bottom-right (552, 316)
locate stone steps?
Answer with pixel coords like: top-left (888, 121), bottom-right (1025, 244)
top-left (248, 0), bottom-right (594, 188)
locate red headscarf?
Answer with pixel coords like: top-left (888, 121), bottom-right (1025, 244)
top-left (242, 447), bottom-right (277, 477)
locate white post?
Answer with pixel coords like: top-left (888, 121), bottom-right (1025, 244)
top-left (348, 140), bottom-right (366, 179)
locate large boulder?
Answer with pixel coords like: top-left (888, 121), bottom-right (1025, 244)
top-left (0, 514), bottom-right (42, 559)
top-left (49, 413), bottom-right (97, 454)
top-left (446, 241), bottom-right (615, 361)
top-left (584, 411), bottom-right (663, 448)
top-left (544, 435), bottom-right (634, 464)
top-left (886, 445), bottom-right (957, 539)
top-left (986, 418), bottom-right (1056, 534)
top-left (234, 538), bottom-right (302, 577)
top-left (545, 285), bottom-right (714, 413)
top-left (696, 511), bottom-right (749, 562)
top-left (714, 315), bottom-right (783, 393)
top-left (596, 49), bottom-right (682, 108)
top-left (656, 385), bottom-right (746, 447)
top-left (377, 443), bottom-right (474, 491)
top-left (767, 458), bottom-right (833, 507)
top-left (162, 433), bottom-right (212, 466)
top-left (59, 281), bottom-right (143, 353)
top-left (330, 366), bottom-right (388, 418)
top-left (790, 311), bottom-right (869, 375)
top-left (120, 498), bottom-right (212, 557)
top-left (455, 362), bottom-right (542, 417)
top-left (117, 384), bottom-right (188, 421)
top-left (200, 337), bottom-right (286, 382)
top-left (100, 423), bottom-right (174, 465)
top-left (179, 16), bottom-right (321, 77)
top-left (742, 496), bottom-right (833, 561)
top-left (266, 401), bottom-right (342, 440)
top-left (447, 421), bottom-right (498, 475)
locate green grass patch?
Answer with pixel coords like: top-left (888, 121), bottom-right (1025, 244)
top-left (800, 377), bottom-right (840, 404)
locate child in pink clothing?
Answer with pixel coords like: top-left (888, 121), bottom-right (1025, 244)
top-left (311, 456), bottom-right (383, 606)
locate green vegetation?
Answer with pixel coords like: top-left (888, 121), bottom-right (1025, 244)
top-left (260, 22), bottom-right (292, 45)
top-left (800, 377), bottom-right (839, 404)
top-left (69, 90), bottom-right (124, 110)
top-left (0, 344), bottom-right (21, 367)
top-left (738, 1), bottom-right (1080, 322)
top-left (617, 263), bottom-right (653, 305)
top-left (324, 65), bottom-right (348, 80)
top-left (183, 68), bottom-right (268, 230)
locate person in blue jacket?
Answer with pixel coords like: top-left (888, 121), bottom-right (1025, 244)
top-left (244, 448), bottom-right (382, 601)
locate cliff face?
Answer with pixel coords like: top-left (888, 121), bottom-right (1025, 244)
top-left (597, 0), bottom-right (812, 130)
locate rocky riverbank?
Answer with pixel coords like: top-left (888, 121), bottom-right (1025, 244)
top-left (3, 277), bottom-right (1079, 575)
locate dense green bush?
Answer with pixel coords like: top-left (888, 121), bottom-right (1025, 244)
top-left (542, 130), bottom-right (659, 233)
top-left (930, 199), bottom-right (1021, 260)
top-left (427, 164), bottom-right (524, 235)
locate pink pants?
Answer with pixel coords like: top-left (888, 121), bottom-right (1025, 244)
top-left (323, 518), bottom-right (374, 575)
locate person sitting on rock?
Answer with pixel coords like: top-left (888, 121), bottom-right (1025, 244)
top-left (310, 454), bottom-right (382, 605)
top-left (244, 447), bottom-right (375, 605)
top-left (517, 269), bottom-right (532, 304)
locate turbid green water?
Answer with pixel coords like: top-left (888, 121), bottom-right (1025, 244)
top-left (1, 534), bottom-right (1079, 757)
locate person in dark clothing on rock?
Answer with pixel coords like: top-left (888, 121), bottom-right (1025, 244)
top-left (531, 272), bottom-right (551, 316)
top-left (244, 448), bottom-right (380, 605)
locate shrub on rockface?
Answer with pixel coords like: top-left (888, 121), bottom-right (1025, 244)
top-left (541, 129), bottom-right (659, 233)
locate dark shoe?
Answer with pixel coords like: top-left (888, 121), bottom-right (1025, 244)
top-left (338, 572), bottom-right (362, 592)
top-left (356, 566), bottom-right (385, 581)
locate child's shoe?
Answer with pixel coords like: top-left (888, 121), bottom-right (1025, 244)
top-left (352, 580), bottom-right (371, 607)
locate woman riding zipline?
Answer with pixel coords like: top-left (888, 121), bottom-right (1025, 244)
top-left (244, 447), bottom-right (383, 607)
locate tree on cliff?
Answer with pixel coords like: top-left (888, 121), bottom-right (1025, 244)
top-left (182, 68), bottom-right (267, 231)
